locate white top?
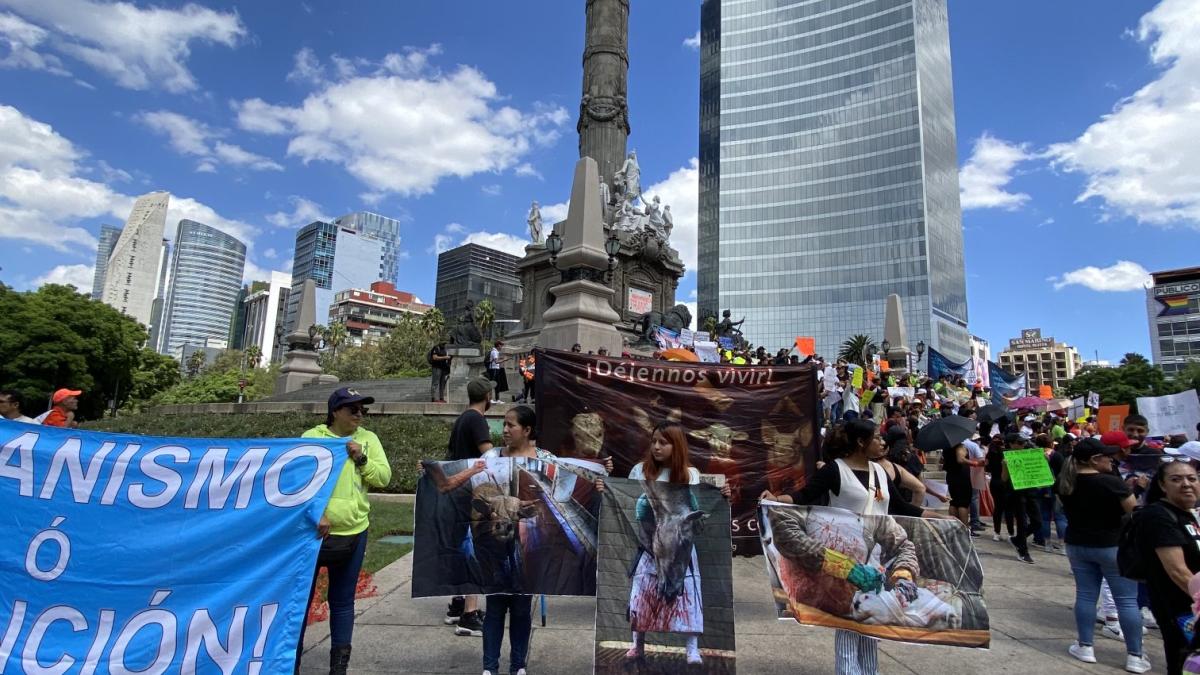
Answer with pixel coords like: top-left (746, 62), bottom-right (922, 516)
top-left (963, 438), bottom-right (985, 460)
top-left (629, 463), bottom-right (700, 485)
top-left (488, 348), bottom-right (501, 368)
top-left (830, 458), bottom-right (889, 516)
top-left (4, 415), bottom-right (37, 424)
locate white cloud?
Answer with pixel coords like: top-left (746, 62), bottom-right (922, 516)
top-left (0, 0), bottom-right (245, 93)
top-left (137, 110), bottom-right (282, 172)
top-left (0, 11), bottom-right (69, 76)
top-left (34, 263), bottom-right (93, 290)
top-left (461, 231), bottom-right (528, 257)
top-left (1050, 260), bottom-right (1152, 292)
top-left (286, 46), bottom-right (324, 86)
top-left (643, 158), bottom-right (699, 270)
top-left (445, 222), bottom-right (467, 235)
top-left (235, 49), bottom-right (568, 196)
top-left (266, 196), bottom-right (332, 228)
top-left (683, 31), bottom-right (701, 50)
top-left (514, 163), bottom-right (543, 180)
top-left (1046, 0), bottom-right (1200, 226)
top-left (958, 133), bottom-right (1032, 210)
top-left (241, 258), bottom-right (283, 285)
top-left (481, 184), bottom-right (502, 196)
top-left (263, 247), bottom-right (277, 259)
top-left (0, 104), bottom-right (256, 253)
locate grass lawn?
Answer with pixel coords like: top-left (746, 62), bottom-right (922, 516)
top-left (364, 499), bottom-right (414, 574)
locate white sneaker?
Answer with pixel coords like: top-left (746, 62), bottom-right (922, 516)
top-left (992, 533), bottom-right (1000, 542)
top-left (483, 671), bottom-right (494, 675)
top-left (1125, 653), bottom-right (1152, 673)
top-left (1069, 643), bottom-right (1096, 663)
top-left (1142, 607), bottom-right (1158, 629)
top-left (1100, 622), bottom-right (1124, 640)
top-left (515, 670), bottom-right (527, 675)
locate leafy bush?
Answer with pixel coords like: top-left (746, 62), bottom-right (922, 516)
top-left (84, 412), bottom-right (456, 493)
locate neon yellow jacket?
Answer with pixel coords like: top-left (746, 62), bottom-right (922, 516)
top-left (302, 425), bottom-right (392, 536)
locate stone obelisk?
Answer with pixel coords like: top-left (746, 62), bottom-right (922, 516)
top-left (578, 0), bottom-right (630, 189)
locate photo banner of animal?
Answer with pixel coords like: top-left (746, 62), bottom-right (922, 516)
top-left (594, 478), bottom-right (735, 674)
top-left (533, 348), bottom-right (821, 556)
top-left (412, 456), bottom-right (608, 597)
top-left (0, 420), bottom-right (349, 673)
top-left (759, 501), bottom-right (990, 649)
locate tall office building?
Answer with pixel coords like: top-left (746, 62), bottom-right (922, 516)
top-left (1147, 266), bottom-right (1200, 377)
top-left (435, 243), bottom-right (521, 329)
top-left (160, 220), bottom-right (247, 358)
top-left (330, 281), bottom-right (432, 346)
top-left (333, 211), bottom-right (403, 284)
top-left (284, 221), bottom-right (387, 334)
top-left (146, 239), bottom-right (171, 352)
top-left (90, 224), bottom-right (121, 300)
top-left (242, 271), bottom-right (292, 364)
top-left (698, 0), bottom-right (970, 361)
top-left (101, 191), bottom-right (169, 328)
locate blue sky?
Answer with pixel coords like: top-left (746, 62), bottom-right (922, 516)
top-left (0, 0), bottom-right (1196, 365)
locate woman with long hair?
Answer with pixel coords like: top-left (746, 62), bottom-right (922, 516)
top-left (1056, 438), bottom-right (1146, 672)
top-left (1139, 460), bottom-right (1200, 675)
top-left (986, 435), bottom-right (1015, 542)
top-left (761, 419), bottom-right (949, 675)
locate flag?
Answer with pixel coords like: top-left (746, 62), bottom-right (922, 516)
top-left (988, 361), bottom-right (1027, 405)
top-left (1158, 294), bottom-right (1191, 317)
top-left (928, 347), bottom-right (974, 382)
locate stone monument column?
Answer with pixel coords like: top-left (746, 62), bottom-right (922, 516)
top-left (539, 157), bottom-right (623, 355)
top-left (275, 279), bottom-right (339, 395)
top-left (578, 0), bottom-right (630, 188)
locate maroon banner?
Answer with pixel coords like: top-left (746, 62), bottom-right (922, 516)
top-left (533, 348), bottom-right (820, 555)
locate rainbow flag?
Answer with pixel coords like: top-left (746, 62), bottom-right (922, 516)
top-left (1158, 294), bottom-right (1191, 316)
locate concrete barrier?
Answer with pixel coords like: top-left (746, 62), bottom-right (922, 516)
top-left (146, 401), bottom-right (512, 418)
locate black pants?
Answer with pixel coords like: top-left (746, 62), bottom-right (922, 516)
top-left (1008, 489), bottom-right (1041, 555)
top-left (522, 378), bottom-right (534, 402)
top-left (991, 480), bottom-right (1015, 536)
top-left (1150, 602), bottom-right (1192, 675)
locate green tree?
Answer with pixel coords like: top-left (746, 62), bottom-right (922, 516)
top-left (123, 349), bottom-right (181, 411)
top-left (185, 350), bottom-right (207, 378)
top-left (474, 299), bottom-right (496, 340)
top-left (1063, 353), bottom-right (1179, 407)
top-left (0, 284), bottom-right (145, 419)
top-left (244, 345), bottom-right (263, 369)
top-left (324, 322), bottom-right (348, 360)
top-left (1173, 361), bottom-right (1200, 394)
top-left (419, 308), bottom-right (447, 342)
top-left (702, 315), bottom-right (718, 340)
top-left (838, 334), bottom-right (876, 367)
top-left (378, 314), bottom-right (434, 376)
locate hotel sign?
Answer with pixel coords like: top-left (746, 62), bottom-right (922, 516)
top-left (1009, 328), bottom-right (1054, 350)
top-left (1155, 282), bottom-right (1200, 297)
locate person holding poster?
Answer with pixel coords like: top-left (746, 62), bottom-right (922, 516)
top-left (596, 421), bottom-right (730, 666)
top-left (761, 419), bottom-right (948, 675)
top-left (297, 388), bottom-right (393, 675)
top-left (1056, 438), bottom-right (1146, 671)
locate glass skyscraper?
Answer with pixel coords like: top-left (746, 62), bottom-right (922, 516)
top-left (333, 211), bottom-right (403, 284)
top-left (91, 224), bottom-right (121, 300)
top-left (698, 0), bottom-right (970, 361)
top-left (160, 220), bottom-right (247, 358)
top-left (284, 221), bottom-right (387, 334)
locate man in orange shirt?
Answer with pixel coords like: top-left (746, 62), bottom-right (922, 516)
top-left (42, 388), bottom-right (81, 427)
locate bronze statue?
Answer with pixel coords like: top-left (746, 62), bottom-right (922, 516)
top-left (449, 300), bottom-right (483, 348)
top-left (635, 304), bottom-right (693, 343)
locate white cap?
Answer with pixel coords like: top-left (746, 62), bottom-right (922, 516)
top-left (1178, 441), bottom-right (1200, 462)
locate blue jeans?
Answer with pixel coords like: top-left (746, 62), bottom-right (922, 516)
top-left (483, 594), bottom-right (532, 674)
top-left (1066, 544), bottom-right (1143, 656)
top-left (1039, 492), bottom-right (1067, 544)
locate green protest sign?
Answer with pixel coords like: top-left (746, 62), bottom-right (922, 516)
top-left (1005, 449), bottom-right (1055, 490)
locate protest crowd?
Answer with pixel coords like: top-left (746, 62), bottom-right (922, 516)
top-left (6, 342), bottom-right (1200, 675)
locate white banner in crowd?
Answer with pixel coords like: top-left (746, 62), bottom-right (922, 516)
top-left (1137, 389), bottom-right (1200, 437)
top-left (887, 387), bottom-right (917, 400)
top-left (679, 328), bottom-right (695, 346)
top-left (694, 340), bottom-right (720, 363)
top-left (1069, 397), bottom-right (1086, 421)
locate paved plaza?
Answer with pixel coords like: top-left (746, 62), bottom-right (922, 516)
top-left (300, 534), bottom-right (1162, 674)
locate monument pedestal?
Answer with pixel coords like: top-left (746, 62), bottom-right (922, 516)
top-left (539, 279), bottom-right (622, 355)
top-left (275, 349), bottom-right (339, 396)
top-left (446, 347), bottom-right (484, 405)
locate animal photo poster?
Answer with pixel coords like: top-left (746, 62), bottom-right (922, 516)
top-left (760, 502), bottom-right (990, 649)
top-left (594, 478), bottom-right (735, 674)
top-left (412, 456), bottom-right (606, 597)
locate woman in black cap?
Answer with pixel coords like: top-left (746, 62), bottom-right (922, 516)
top-left (1057, 437), bottom-right (1146, 671)
top-left (296, 387), bottom-right (392, 675)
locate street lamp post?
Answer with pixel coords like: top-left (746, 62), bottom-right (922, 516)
top-left (916, 340), bottom-right (926, 373)
top-left (544, 230), bottom-right (622, 286)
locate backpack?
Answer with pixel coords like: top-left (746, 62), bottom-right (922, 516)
top-left (1117, 509), bottom-right (1147, 582)
top-left (427, 348), bottom-right (437, 366)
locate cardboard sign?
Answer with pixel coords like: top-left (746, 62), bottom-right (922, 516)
top-left (627, 287), bottom-right (653, 314)
top-left (1038, 385), bottom-right (1053, 399)
top-left (1097, 405), bottom-right (1130, 433)
top-left (1137, 389), bottom-right (1200, 437)
top-left (1004, 449), bottom-right (1055, 490)
top-left (887, 386), bottom-right (916, 400)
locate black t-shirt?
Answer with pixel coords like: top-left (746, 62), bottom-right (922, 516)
top-left (1059, 473), bottom-right (1131, 547)
top-left (942, 445), bottom-right (970, 488)
top-left (447, 409), bottom-right (491, 460)
top-left (430, 345), bottom-right (451, 372)
top-left (789, 461), bottom-right (925, 518)
top-left (1138, 501), bottom-right (1200, 617)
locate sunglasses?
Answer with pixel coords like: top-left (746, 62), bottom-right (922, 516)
top-left (341, 405), bottom-right (369, 416)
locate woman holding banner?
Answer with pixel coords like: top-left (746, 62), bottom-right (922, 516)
top-left (297, 388), bottom-right (393, 675)
top-left (762, 419), bottom-right (948, 675)
top-left (1057, 437), bottom-right (1147, 672)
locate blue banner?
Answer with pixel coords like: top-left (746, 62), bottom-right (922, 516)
top-left (988, 362), bottom-right (1028, 405)
top-left (927, 347), bottom-right (973, 381)
top-left (0, 420), bottom-right (347, 674)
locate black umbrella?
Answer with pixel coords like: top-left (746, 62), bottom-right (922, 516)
top-left (916, 415), bottom-right (978, 452)
top-left (976, 404), bottom-right (1014, 428)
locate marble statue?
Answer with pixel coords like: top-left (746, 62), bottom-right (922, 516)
top-left (527, 200), bottom-right (543, 244)
top-left (614, 150), bottom-right (641, 201)
top-left (598, 175), bottom-right (612, 223)
top-left (644, 195), bottom-right (665, 238)
top-left (614, 196), bottom-right (642, 232)
top-left (662, 204), bottom-right (674, 240)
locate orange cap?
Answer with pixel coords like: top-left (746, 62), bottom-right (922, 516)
top-left (52, 388), bottom-right (82, 404)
